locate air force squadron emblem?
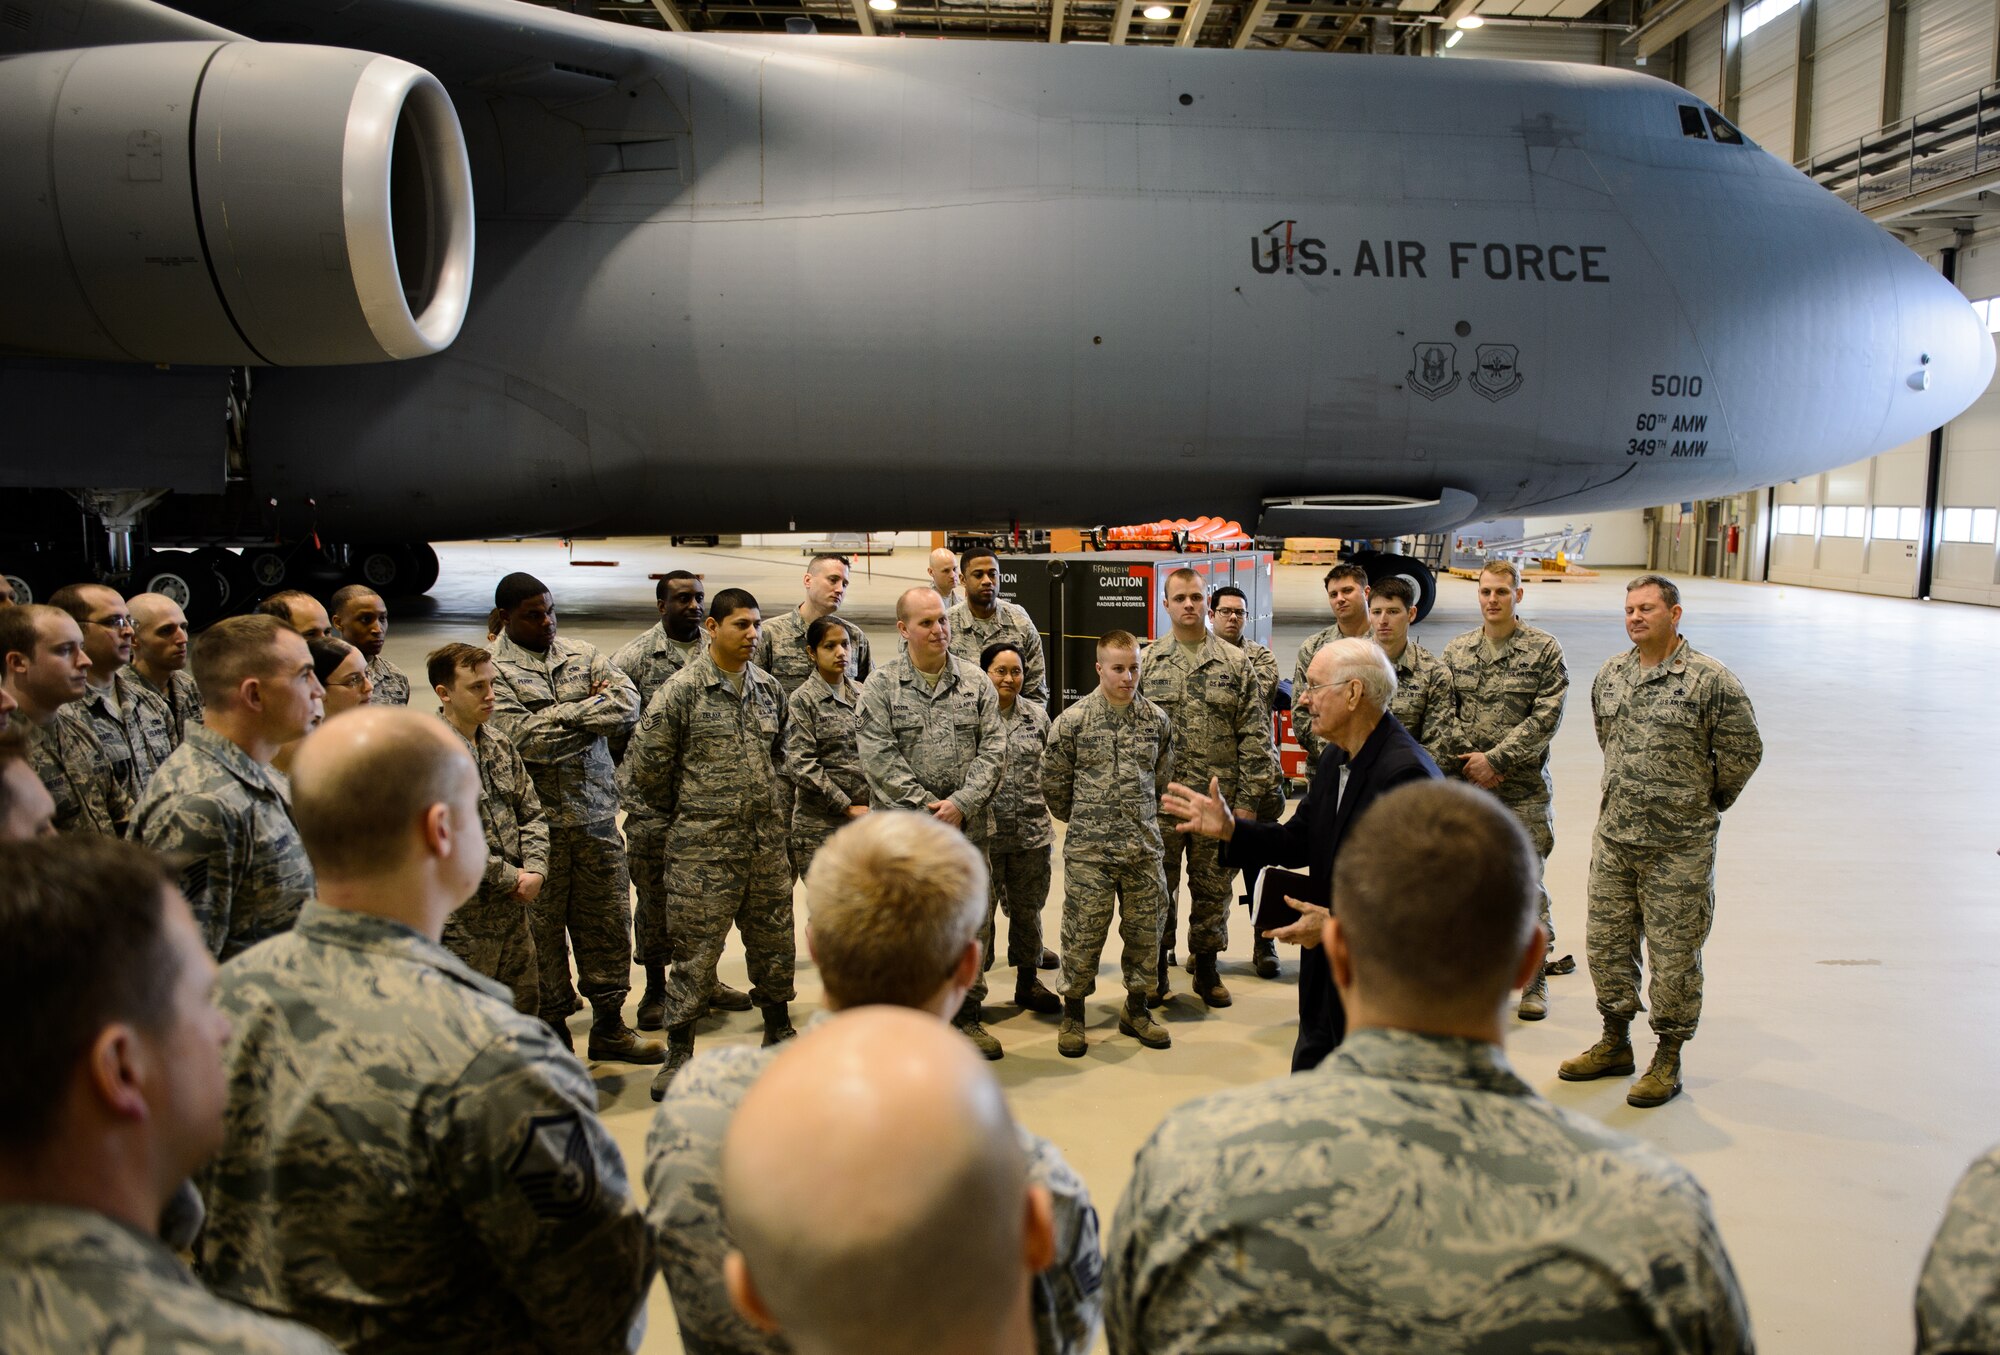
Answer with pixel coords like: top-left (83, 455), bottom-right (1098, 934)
top-left (1472, 344), bottom-right (1524, 401)
top-left (1408, 343), bottom-right (1459, 401)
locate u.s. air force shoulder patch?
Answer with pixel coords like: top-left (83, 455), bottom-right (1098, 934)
top-left (508, 1111), bottom-right (599, 1220)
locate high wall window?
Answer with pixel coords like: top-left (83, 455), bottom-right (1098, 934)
top-left (1941, 507), bottom-right (1999, 543)
top-left (1774, 504), bottom-right (1817, 535)
top-left (1872, 506), bottom-right (1923, 541)
top-left (1740, 0), bottom-right (1800, 38)
top-left (1822, 505), bottom-right (1867, 538)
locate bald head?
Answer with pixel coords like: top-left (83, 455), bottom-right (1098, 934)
top-left (291, 707), bottom-right (479, 893)
top-left (723, 1008), bottom-right (1042, 1355)
top-left (127, 593), bottom-right (191, 675)
top-left (927, 548), bottom-right (960, 597)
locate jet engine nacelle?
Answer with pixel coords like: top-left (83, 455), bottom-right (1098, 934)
top-left (0, 41), bottom-right (473, 366)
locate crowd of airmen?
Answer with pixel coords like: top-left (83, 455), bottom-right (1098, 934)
top-left (1, 548), bottom-right (1998, 1355)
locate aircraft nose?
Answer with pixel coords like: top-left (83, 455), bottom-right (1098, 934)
top-left (1888, 248), bottom-right (1993, 442)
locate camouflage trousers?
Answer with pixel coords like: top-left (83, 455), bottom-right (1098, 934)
top-left (1060, 851), bottom-right (1168, 1000)
top-left (1161, 830), bottom-right (1232, 956)
top-left (442, 889), bottom-right (541, 1016)
top-left (530, 819), bottom-right (634, 1020)
top-left (788, 811), bottom-right (845, 885)
top-left (1587, 831), bottom-right (1717, 1041)
top-left (1501, 791), bottom-right (1556, 952)
top-left (660, 837), bottom-right (795, 1031)
top-left (989, 842), bottom-right (1052, 971)
top-left (626, 813), bottom-right (673, 966)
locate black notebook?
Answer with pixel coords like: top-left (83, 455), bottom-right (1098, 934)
top-left (1251, 868), bottom-right (1326, 934)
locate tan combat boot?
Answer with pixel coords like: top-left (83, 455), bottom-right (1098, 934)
top-left (956, 998), bottom-right (1004, 1061)
top-left (1557, 1016), bottom-right (1635, 1081)
top-left (1058, 998), bottom-right (1088, 1058)
top-left (1119, 994), bottom-right (1172, 1049)
top-left (1627, 1035), bottom-right (1685, 1108)
top-left (1516, 970), bottom-right (1549, 1021)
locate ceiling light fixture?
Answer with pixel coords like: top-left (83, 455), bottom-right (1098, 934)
top-left (1143, 4), bottom-right (1172, 18)
top-left (1455, 13), bottom-right (1484, 27)
top-left (1445, 27), bottom-right (1463, 44)
top-left (869, 0), bottom-right (897, 9)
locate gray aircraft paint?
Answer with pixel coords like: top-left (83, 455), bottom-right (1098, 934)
top-left (4, 0), bottom-right (1992, 540)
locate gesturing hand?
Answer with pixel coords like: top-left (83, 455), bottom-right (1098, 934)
top-left (1160, 776), bottom-right (1236, 840)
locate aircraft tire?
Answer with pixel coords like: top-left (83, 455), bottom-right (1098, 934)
top-left (134, 549), bottom-right (226, 629)
top-left (0, 550), bottom-right (88, 608)
top-left (405, 543), bottom-right (441, 596)
top-left (1358, 552), bottom-right (1438, 624)
top-left (191, 547), bottom-right (256, 616)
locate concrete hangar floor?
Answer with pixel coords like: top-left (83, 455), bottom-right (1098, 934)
top-left (382, 537), bottom-right (1998, 1355)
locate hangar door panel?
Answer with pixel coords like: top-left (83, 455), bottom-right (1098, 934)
top-left (1810, 0), bottom-right (1888, 158)
top-left (1930, 239), bottom-right (2000, 605)
top-left (1768, 441), bottom-right (1926, 598)
top-left (1902, 0), bottom-right (1997, 117)
top-left (1737, 8), bottom-right (1800, 161)
top-left (1682, 14), bottom-right (1725, 109)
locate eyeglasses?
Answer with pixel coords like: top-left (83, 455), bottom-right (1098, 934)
top-left (1297, 676), bottom-right (1360, 700)
top-left (86, 615), bottom-right (134, 632)
top-left (1212, 607), bottom-right (1247, 618)
top-left (328, 673), bottom-right (372, 690)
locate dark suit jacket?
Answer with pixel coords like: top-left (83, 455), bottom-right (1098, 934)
top-left (1226, 711), bottom-right (1440, 1071)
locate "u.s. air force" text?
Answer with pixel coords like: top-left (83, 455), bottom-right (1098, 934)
top-left (1252, 232), bottom-right (1610, 283)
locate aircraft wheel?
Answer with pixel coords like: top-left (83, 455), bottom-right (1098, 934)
top-left (0, 550), bottom-right (88, 607)
top-left (1357, 552), bottom-right (1438, 624)
top-left (405, 543), bottom-right (441, 596)
top-left (191, 547), bottom-right (255, 615)
top-left (348, 542), bottom-right (420, 597)
top-left (134, 550), bottom-right (226, 628)
top-left (242, 545), bottom-right (298, 596)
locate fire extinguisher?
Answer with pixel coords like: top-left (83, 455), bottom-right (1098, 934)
top-left (1726, 523), bottom-right (1741, 554)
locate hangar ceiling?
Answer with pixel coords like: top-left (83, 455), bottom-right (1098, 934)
top-left (523, 0), bottom-right (1628, 57)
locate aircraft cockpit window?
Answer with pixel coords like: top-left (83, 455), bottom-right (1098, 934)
top-left (1679, 106), bottom-right (1710, 139)
top-left (1705, 110), bottom-right (1746, 145)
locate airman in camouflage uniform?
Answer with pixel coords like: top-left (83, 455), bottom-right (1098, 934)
top-left (1435, 562), bottom-right (1568, 1018)
top-left (1043, 644), bottom-right (1176, 1056)
top-left (0, 1204), bottom-right (341, 1354)
top-left (1562, 575), bottom-right (1761, 1108)
top-left (783, 667), bottom-right (868, 881)
top-left (439, 717), bottom-right (548, 1016)
top-left (328, 586), bottom-right (411, 705)
top-left (987, 675), bottom-right (1058, 1011)
top-left (1105, 1027), bottom-right (1755, 1355)
top-left (1917, 1143), bottom-right (2000, 1354)
top-left (857, 587), bottom-right (1006, 1053)
top-left (950, 549), bottom-right (1049, 707)
top-left (198, 902), bottom-right (653, 1352)
top-left (134, 724), bottom-right (314, 958)
top-left (487, 575), bottom-right (652, 1059)
top-left (623, 589), bottom-right (794, 1092)
top-left (1142, 570), bottom-right (1279, 1009)
top-left (1366, 577), bottom-right (1456, 769)
top-left (646, 1026), bottom-right (1104, 1355)
top-left (611, 572), bottom-right (728, 1026)
top-left (1291, 562), bottom-right (1374, 767)
top-left (74, 671), bottom-right (174, 803)
top-left (751, 553), bottom-right (871, 696)
top-left (26, 708), bottom-right (131, 838)
top-left (128, 591), bottom-right (206, 743)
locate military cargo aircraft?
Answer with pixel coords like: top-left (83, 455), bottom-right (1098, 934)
top-left (1, 0), bottom-right (1990, 619)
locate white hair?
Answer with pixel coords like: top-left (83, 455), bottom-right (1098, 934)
top-left (1319, 636), bottom-right (1397, 712)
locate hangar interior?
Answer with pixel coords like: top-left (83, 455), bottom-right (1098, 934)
top-left (7, 0), bottom-right (2000, 1351)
